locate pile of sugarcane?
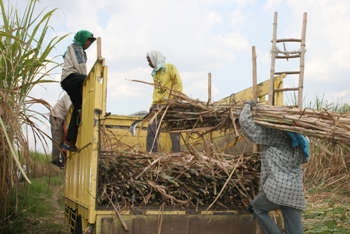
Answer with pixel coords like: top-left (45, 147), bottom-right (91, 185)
top-left (96, 90), bottom-right (350, 211)
top-left (97, 150), bottom-right (260, 210)
top-left (157, 93), bottom-right (350, 146)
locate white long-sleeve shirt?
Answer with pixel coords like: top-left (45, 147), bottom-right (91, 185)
top-left (61, 43), bottom-right (87, 81)
top-left (50, 93), bottom-right (72, 120)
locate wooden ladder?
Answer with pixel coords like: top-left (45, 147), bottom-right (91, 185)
top-left (268, 12), bottom-right (307, 108)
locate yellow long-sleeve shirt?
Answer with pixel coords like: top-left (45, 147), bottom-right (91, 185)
top-left (152, 63), bottom-right (183, 105)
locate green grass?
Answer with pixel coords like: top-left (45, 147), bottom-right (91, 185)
top-left (23, 150), bottom-right (63, 179)
top-left (3, 175), bottom-right (65, 234)
top-left (30, 150), bottom-right (50, 164)
top-left (300, 98), bottom-right (350, 233)
top-left (303, 189), bottom-right (350, 234)
top-left (3, 150), bottom-right (65, 234)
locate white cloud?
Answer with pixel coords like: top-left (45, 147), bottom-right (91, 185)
top-left (229, 8), bottom-right (246, 26)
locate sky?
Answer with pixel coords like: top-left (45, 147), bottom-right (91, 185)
top-left (9, 0), bottom-right (350, 152)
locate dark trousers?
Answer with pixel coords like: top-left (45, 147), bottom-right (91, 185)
top-left (60, 73), bottom-right (86, 145)
top-left (146, 118), bottom-right (181, 153)
top-left (251, 192), bottom-right (303, 234)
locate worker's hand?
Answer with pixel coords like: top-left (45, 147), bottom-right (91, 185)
top-left (248, 204), bottom-right (254, 214)
top-left (244, 100), bottom-right (257, 108)
top-left (149, 107), bottom-right (153, 113)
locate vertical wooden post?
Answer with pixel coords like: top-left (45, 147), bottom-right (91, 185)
top-left (252, 46), bottom-right (257, 102)
top-left (298, 12), bottom-right (307, 109)
top-left (252, 46), bottom-right (259, 154)
top-left (207, 72), bottom-right (216, 195)
top-left (208, 73), bottom-right (212, 104)
top-left (97, 37), bottom-right (102, 58)
top-left (269, 12), bottom-right (278, 106)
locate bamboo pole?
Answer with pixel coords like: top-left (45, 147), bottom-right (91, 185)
top-left (208, 73), bottom-right (212, 104)
top-left (252, 46), bottom-right (257, 102)
top-left (298, 12), bottom-right (307, 109)
top-left (252, 46), bottom-right (259, 153)
top-left (208, 72), bottom-right (213, 148)
top-left (268, 12), bottom-right (278, 106)
top-left (97, 37), bottom-right (102, 58)
top-left (207, 73), bottom-right (216, 195)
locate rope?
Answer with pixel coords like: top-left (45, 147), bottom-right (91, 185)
top-left (271, 45), bottom-right (307, 55)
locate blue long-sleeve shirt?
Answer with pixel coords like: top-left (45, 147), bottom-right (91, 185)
top-left (239, 104), bottom-right (307, 210)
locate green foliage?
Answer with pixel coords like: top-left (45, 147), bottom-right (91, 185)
top-left (0, 0), bottom-right (68, 150)
top-left (284, 91), bottom-right (299, 106)
top-left (306, 95), bottom-right (350, 113)
top-left (304, 193), bottom-right (350, 233)
top-left (0, 0), bottom-right (68, 229)
top-left (0, 0), bottom-right (68, 99)
top-left (30, 150), bottom-right (49, 163)
top-left (3, 175), bottom-right (65, 234)
top-left (3, 151), bottom-right (65, 233)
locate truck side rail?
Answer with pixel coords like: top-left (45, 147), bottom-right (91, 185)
top-left (63, 57), bottom-right (108, 225)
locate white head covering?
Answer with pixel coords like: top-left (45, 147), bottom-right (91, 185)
top-left (147, 50), bottom-right (166, 76)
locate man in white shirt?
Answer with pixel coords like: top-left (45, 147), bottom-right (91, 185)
top-left (50, 93), bottom-right (71, 169)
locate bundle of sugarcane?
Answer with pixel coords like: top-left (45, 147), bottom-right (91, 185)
top-left (156, 93), bottom-right (350, 146)
top-left (96, 150), bottom-right (260, 210)
top-left (251, 105), bottom-right (350, 145)
top-left (155, 94), bottom-right (239, 134)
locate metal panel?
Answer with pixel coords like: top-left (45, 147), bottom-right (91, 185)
top-left (101, 114), bottom-right (172, 152)
top-left (101, 218), bottom-right (114, 234)
top-left (189, 218), bottom-right (200, 234)
top-left (133, 218), bottom-right (145, 234)
top-left (96, 212), bottom-right (258, 234)
top-left (217, 74), bottom-right (285, 106)
top-left (63, 57), bottom-right (108, 225)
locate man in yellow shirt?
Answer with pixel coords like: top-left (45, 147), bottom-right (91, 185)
top-left (146, 50), bottom-right (183, 153)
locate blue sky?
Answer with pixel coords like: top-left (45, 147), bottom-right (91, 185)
top-left (10, 0), bottom-right (350, 151)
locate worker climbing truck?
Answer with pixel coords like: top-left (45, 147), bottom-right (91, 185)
top-left (62, 39), bottom-right (290, 234)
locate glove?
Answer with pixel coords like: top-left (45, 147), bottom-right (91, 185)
top-left (244, 100), bottom-right (257, 108)
top-left (248, 204), bottom-right (254, 213)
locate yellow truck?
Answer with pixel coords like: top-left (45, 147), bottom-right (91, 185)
top-left (62, 51), bottom-right (287, 234)
top-left (62, 13), bottom-right (306, 233)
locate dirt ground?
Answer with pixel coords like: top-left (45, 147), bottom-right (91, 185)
top-left (52, 184), bottom-right (66, 229)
